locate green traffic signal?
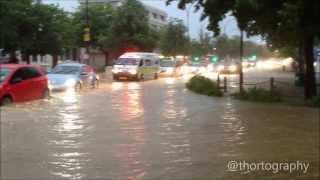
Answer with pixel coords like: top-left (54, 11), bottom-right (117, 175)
top-left (249, 55), bottom-right (257, 61)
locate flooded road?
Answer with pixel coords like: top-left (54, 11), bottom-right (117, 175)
top-left (1, 74), bottom-right (319, 179)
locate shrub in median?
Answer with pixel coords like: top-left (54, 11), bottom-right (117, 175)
top-left (310, 96), bottom-right (320, 107)
top-left (233, 87), bottom-right (282, 103)
top-left (186, 75), bottom-right (223, 97)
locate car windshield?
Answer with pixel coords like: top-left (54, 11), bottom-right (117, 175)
top-left (160, 61), bottom-right (175, 67)
top-left (190, 63), bottom-right (201, 67)
top-left (0, 67), bottom-right (11, 83)
top-left (115, 58), bottom-right (138, 65)
top-left (50, 65), bottom-right (80, 74)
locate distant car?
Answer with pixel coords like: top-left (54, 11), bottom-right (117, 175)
top-left (160, 60), bottom-right (178, 76)
top-left (217, 61), bottom-right (239, 74)
top-left (47, 62), bottom-right (99, 91)
top-left (188, 63), bottom-right (201, 74)
top-left (112, 52), bottom-right (160, 81)
top-left (188, 62), bottom-right (207, 74)
top-left (0, 64), bottom-right (49, 105)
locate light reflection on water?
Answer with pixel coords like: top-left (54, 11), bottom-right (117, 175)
top-left (1, 77), bottom-right (318, 180)
top-left (112, 82), bottom-right (147, 179)
top-left (159, 85), bottom-right (192, 175)
top-left (220, 100), bottom-right (248, 157)
top-left (48, 95), bottom-right (88, 179)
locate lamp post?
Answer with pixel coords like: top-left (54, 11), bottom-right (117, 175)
top-left (239, 30), bottom-right (244, 93)
top-left (83, 0), bottom-right (90, 64)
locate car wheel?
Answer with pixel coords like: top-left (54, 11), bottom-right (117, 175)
top-left (1, 96), bottom-right (12, 106)
top-left (75, 82), bottom-right (82, 91)
top-left (154, 73), bottom-right (158, 79)
top-left (138, 73), bottom-right (144, 81)
top-left (94, 79), bottom-right (99, 88)
top-left (42, 88), bottom-right (50, 99)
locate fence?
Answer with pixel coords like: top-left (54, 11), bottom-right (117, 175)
top-left (216, 75), bottom-right (304, 99)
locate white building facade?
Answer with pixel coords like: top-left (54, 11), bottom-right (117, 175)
top-left (79, 0), bottom-right (167, 29)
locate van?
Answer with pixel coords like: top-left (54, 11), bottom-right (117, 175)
top-left (112, 52), bottom-right (161, 81)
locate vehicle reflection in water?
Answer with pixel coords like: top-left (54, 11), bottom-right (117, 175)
top-left (111, 81), bottom-right (124, 91)
top-left (48, 90), bottom-right (87, 179)
top-left (112, 82), bottom-right (147, 179)
top-left (220, 100), bottom-right (247, 157)
top-left (160, 85), bottom-right (191, 175)
top-left (164, 77), bottom-right (176, 85)
top-left (60, 88), bottom-right (78, 104)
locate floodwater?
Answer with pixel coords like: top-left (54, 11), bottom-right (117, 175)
top-left (1, 74), bottom-right (319, 180)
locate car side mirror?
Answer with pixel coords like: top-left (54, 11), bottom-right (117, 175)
top-left (11, 77), bottom-right (23, 84)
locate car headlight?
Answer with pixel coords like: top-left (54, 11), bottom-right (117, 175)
top-left (218, 65), bottom-right (225, 71)
top-left (229, 65), bottom-right (237, 72)
top-left (112, 68), bottom-right (120, 73)
top-left (166, 68), bottom-right (174, 74)
top-left (65, 79), bottom-right (76, 87)
top-left (128, 69), bottom-right (137, 74)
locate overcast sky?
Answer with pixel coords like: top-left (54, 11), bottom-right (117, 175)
top-left (42, 0), bottom-right (263, 43)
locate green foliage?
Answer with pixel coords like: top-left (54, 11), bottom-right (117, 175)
top-left (190, 29), bottom-right (214, 56)
top-left (233, 87), bottom-right (282, 103)
top-left (213, 35), bottom-right (272, 59)
top-left (160, 18), bottom-right (190, 56)
top-left (73, 4), bottom-right (115, 49)
top-left (186, 76), bottom-right (223, 97)
top-left (310, 96), bottom-right (320, 107)
top-left (110, 0), bottom-right (158, 51)
top-left (0, 0), bottom-right (75, 60)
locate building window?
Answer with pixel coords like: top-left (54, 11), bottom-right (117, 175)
top-left (152, 13), bottom-right (158, 19)
top-left (160, 15), bottom-right (165, 21)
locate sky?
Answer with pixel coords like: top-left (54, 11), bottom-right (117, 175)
top-left (42, 0), bottom-right (263, 43)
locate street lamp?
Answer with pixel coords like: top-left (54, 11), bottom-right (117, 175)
top-left (82, 0), bottom-right (90, 64)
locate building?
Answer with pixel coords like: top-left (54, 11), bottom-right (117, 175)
top-left (79, 0), bottom-right (167, 29)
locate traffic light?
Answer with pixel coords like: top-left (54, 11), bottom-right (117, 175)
top-left (192, 56), bottom-right (200, 61)
top-left (83, 27), bottom-right (90, 42)
top-left (211, 56), bottom-right (219, 63)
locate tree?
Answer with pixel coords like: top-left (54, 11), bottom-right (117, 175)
top-left (110, 0), bottom-right (158, 54)
top-left (0, 0), bottom-right (33, 63)
top-left (159, 18), bottom-right (190, 57)
top-left (167, 0), bottom-right (320, 99)
top-left (191, 28), bottom-right (214, 56)
top-left (73, 4), bottom-right (115, 63)
top-left (0, 1), bottom-right (75, 66)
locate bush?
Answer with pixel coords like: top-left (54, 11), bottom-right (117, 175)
top-left (233, 87), bottom-right (282, 103)
top-left (310, 96), bottom-right (320, 107)
top-left (186, 75), bottom-right (223, 97)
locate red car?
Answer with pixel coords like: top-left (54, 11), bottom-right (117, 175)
top-left (0, 64), bottom-right (49, 105)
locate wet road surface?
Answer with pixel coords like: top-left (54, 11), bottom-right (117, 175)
top-left (1, 72), bottom-right (319, 180)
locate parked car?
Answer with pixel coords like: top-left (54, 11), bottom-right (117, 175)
top-left (47, 62), bottom-right (99, 91)
top-left (0, 64), bottom-right (49, 105)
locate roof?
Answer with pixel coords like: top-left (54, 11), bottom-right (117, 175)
top-left (0, 64), bottom-right (40, 69)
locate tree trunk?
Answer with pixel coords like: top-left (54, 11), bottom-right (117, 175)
top-left (52, 54), bottom-right (58, 68)
top-left (239, 30), bottom-right (244, 93)
top-left (72, 48), bottom-right (77, 61)
top-left (104, 51), bottom-right (109, 66)
top-left (303, 35), bottom-right (316, 99)
top-left (22, 52), bottom-right (30, 64)
top-left (298, 40), bottom-right (304, 73)
top-left (9, 51), bottom-right (18, 63)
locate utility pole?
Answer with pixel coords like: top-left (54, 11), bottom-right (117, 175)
top-left (83, 0), bottom-right (90, 64)
top-left (239, 30), bottom-right (244, 93)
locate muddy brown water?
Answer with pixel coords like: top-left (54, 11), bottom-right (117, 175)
top-left (1, 75), bottom-right (319, 179)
